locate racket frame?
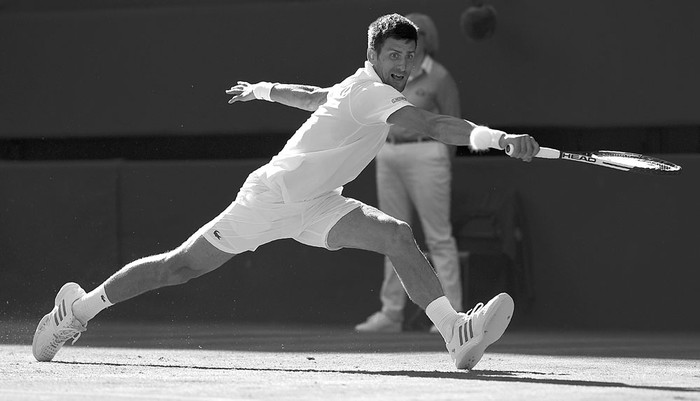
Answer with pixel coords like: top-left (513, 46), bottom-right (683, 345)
top-left (506, 146), bottom-right (681, 175)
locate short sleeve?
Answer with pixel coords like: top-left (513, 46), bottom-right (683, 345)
top-left (350, 82), bottom-right (413, 125)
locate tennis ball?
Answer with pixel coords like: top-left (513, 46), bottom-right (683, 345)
top-left (469, 126), bottom-right (494, 150)
top-left (460, 4), bottom-right (497, 41)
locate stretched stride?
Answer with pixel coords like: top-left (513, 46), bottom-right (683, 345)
top-left (33, 13), bottom-right (539, 370)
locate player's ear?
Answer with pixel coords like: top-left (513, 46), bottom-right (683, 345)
top-left (367, 48), bottom-right (377, 64)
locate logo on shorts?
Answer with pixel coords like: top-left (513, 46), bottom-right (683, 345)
top-left (213, 230), bottom-right (222, 240)
top-left (391, 96), bottom-right (407, 104)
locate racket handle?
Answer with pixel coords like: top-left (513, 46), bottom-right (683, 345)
top-left (505, 145), bottom-right (560, 159)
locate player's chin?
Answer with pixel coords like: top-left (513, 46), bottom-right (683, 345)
top-left (388, 76), bottom-right (407, 91)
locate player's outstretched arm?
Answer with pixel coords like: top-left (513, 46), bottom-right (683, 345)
top-left (226, 81), bottom-right (330, 112)
top-left (387, 106), bottom-right (539, 161)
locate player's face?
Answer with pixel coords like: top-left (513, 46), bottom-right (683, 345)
top-left (368, 37), bottom-right (416, 92)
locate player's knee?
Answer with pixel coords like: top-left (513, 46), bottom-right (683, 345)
top-left (384, 220), bottom-right (415, 256)
top-left (159, 253), bottom-right (205, 286)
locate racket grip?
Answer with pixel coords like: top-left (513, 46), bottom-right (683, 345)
top-left (505, 145), bottom-right (560, 159)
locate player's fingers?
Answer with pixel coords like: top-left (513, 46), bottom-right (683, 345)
top-left (513, 138), bottom-right (525, 160)
top-left (228, 93), bottom-right (245, 103)
top-left (506, 135), bottom-right (540, 161)
top-left (522, 137), bottom-right (534, 162)
top-left (226, 82), bottom-right (250, 94)
top-left (228, 89), bottom-right (256, 104)
top-left (226, 86), bottom-right (245, 94)
top-left (530, 137), bottom-right (540, 159)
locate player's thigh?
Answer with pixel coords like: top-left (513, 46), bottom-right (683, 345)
top-left (326, 203), bottom-right (408, 254)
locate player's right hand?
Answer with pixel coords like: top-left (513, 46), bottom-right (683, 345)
top-left (226, 81), bottom-right (256, 104)
top-left (501, 134), bottom-right (540, 162)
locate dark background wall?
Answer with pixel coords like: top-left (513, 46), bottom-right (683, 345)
top-left (1, 156), bottom-right (698, 331)
top-left (2, 0), bottom-right (700, 138)
top-left (1, 0), bottom-right (699, 331)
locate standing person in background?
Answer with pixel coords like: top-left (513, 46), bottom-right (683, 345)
top-left (355, 13), bottom-right (463, 333)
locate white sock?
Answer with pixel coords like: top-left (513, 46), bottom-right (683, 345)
top-left (72, 284), bottom-right (113, 324)
top-left (425, 296), bottom-right (459, 343)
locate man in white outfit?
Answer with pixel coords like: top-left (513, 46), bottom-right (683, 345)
top-left (32, 14), bottom-right (539, 371)
top-left (355, 13), bottom-right (463, 333)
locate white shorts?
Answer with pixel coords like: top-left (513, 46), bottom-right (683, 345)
top-left (202, 171), bottom-right (362, 254)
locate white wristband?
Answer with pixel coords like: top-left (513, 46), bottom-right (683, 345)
top-left (473, 126), bottom-right (505, 150)
top-left (252, 82), bottom-right (277, 101)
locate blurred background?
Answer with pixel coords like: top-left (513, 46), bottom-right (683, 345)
top-left (1, 0), bottom-right (699, 331)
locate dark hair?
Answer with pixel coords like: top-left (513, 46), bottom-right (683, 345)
top-left (367, 14), bottom-right (418, 54)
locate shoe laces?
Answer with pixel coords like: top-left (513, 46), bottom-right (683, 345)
top-left (54, 321), bottom-right (86, 346)
top-left (465, 302), bottom-right (484, 320)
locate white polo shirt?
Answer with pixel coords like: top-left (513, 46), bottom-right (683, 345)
top-left (258, 61), bottom-right (413, 203)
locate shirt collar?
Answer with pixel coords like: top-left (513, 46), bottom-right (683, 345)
top-left (420, 55), bottom-right (434, 74)
top-left (363, 60), bottom-right (382, 82)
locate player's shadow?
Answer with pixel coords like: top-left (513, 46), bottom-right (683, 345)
top-left (454, 369), bottom-right (700, 393)
top-left (56, 361), bottom-right (700, 393)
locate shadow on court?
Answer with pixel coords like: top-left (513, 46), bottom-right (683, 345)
top-left (3, 319), bottom-right (700, 360)
top-left (3, 320), bottom-right (700, 400)
top-left (53, 359), bottom-right (700, 394)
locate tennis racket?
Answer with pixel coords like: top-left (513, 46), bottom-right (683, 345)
top-left (506, 145), bottom-right (682, 175)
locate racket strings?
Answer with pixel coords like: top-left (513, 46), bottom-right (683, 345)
top-left (595, 151), bottom-right (681, 173)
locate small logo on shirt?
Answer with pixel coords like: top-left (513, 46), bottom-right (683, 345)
top-left (391, 96), bottom-right (407, 103)
top-left (213, 230), bottom-right (222, 240)
top-left (100, 295), bottom-right (107, 303)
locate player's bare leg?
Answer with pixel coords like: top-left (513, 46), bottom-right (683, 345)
top-left (32, 225), bottom-right (234, 362)
top-left (328, 204), bottom-right (514, 370)
top-left (102, 229), bottom-right (234, 305)
top-left (327, 204), bottom-right (443, 309)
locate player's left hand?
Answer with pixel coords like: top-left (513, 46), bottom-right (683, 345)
top-left (500, 133), bottom-right (540, 162)
top-left (226, 81), bottom-right (256, 104)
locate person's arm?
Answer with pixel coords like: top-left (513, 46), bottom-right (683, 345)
top-left (387, 106), bottom-right (540, 161)
top-left (225, 81), bottom-right (330, 112)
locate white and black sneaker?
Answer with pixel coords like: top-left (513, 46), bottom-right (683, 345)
top-left (446, 292), bottom-right (514, 370)
top-left (32, 282), bottom-right (87, 362)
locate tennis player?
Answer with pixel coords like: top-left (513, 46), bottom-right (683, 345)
top-left (355, 12), bottom-right (464, 334)
top-left (32, 13), bottom-right (539, 370)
